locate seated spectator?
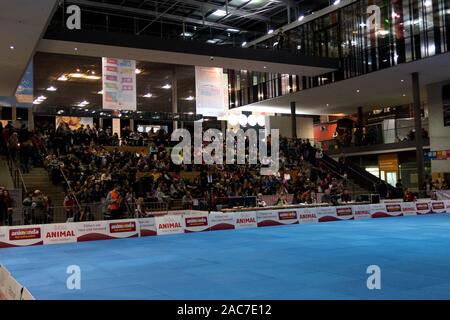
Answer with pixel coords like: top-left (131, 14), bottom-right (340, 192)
top-left (403, 188), bottom-right (416, 202)
top-left (341, 189), bottom-right (352, 203)
top-left (275, 193), bottom-right (288, 206)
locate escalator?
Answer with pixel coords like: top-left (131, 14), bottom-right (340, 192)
top-left (321, 154), bottom-right (397, 197)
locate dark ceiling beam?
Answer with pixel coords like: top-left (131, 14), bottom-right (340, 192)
top-left (67, 0), bottom-right (249, 31)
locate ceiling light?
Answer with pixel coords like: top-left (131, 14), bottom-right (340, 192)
top-left (180, 32), bottom-right (193, 37)
top-left (403, 94), bottom-right (406, 97)
top-left (268, 29), bottom-right (274, 34)
top-left (143, 93), bottom-right (153, 98)
top-left (162, 84), bottom-right (172, 89)
top-left (401, 79), bottom-right (405, 82)
top-left (57, 75), bottom-right (68, 81)
top-left (226, 28), bottom-right (240, 33)
top-left (85, 75), bottom-right (101, 80)
top-left (74, 48), bottom-right (78, 51)
top-left (356, 89), bottom-right (360, 93)
top-left (185, 96), bottom-right (194, 101)
top-left (70, 73), bottom-right (84, 78)
top-left (298, 15), bottom-right (305, 21)
top-left (91, 71), bottom-right (96, 75)
top-left (263, 66), bottom-right (267, 69)
top-left (9, 45), bottom-right (14, 50)
top-left (97, 90), bottom-right (103, 94)
top-left (33, 100), bottom-right (42, 105)
top-left (241, 41), bottom-right (247, 47)
top-left (37, 95), bottom-right (47, 101)
top-left (424, 0), bottom-right (432, 6)
top-left (333, 0), bottom-right (341, 5)
top-left (46, 86), bottom-right (57, 92)
top-left (211, 9), bottom-right (227, 17)
top-left (135, 68), bottom-right (143, 74)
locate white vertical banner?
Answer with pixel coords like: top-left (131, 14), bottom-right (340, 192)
top-left (195, 66), bottom-right (226, 118)
top-left (102, 57), bottom-right (136, 110)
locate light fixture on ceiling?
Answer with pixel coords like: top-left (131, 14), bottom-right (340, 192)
top-left (57, 75), bottom-right (68, 81)
top-left (70, 73), bottom-right (84, 78)
top-left (180, 32), bottom-right (193, 37)
top-left (9, 45), bottom-right (14, 50)
top-left (211, 9), bottom-right (227, 17)
top-left (162, 84), bottom-right (172, 89)
top-left (143, 93), bottom-right (153, 98)
top-left (46, 86), bottom-right (57, 92)
top-left (268, 29), bottom-right (274, 34)
top-left (298, 15), bottom-right (305, 21)
top-left (185, 96), bottom-right (195, 101)
top-left (356, 89), bottom-right (360, 93)
top-left (74, 47), bottom-right (78, 51)
top-left (97, 90), bottom-right (103, 94)
top-left (241, 41), bottom-right (247, 47)
top-left (226, 28), bottom-right (240, 33)
top-left (333, 0), bottom-right (341, 5)
top-left (77, 100), bottom-right (89, 107)
top-left (84, 75), bottom-right (101, 80)
top-left (135, 68), bottom-right (143, 74)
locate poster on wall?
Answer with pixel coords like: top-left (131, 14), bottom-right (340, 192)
top-left (195, 66), bottom-right (226, 118)
top-left (55, 116), bottom-right (93, 130)
top-left (102, 58), bottom-right (137, 111)
top-left (443, 84), bottom-right (450, 127)
top-left (15, 62), bottom-right (33, 107)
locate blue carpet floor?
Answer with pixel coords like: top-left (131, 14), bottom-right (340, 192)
top-left (2, 214), bottom-right (450, 300)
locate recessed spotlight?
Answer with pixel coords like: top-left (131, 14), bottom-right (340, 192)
top-left (185, 96), bottom-right (195, 101)
top-left (211, 9), bottom-right (227, 17)
top-left (298, 15), bottom-right (304, 21)
top-left (162, 84), bottom-right (172, 89)
top-left (263, 66), bottom-right (267, 69)
top-left (135, 68), bottom-right (143, 74)
top-left (46, 86), bottom-right (57, 91)
top-left (9, 45), bottom-right (14, 50)
top-left (57, 75), bottom-right (68, 81)
top-left (74, 47), bottom-right (78, 51)
top-left (97, 90), bottom-right (103, 94)
top-left (356, 89), bottom-right (360, 93)
top-left (268, 29), bottom-right (274, 34)
top-left (241, 41), bottom-right (247, 47)
top-left (143, 93), bottom-right (153, 98)
top-left (401, 79), bottom-right (405, 82)
top-left (403, 94), bottom-right (406, 97)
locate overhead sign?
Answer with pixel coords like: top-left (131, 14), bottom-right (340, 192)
top-left (195, 66), bottom-right (226, 118)
top-left (102, 58), bottom-right (137, 111)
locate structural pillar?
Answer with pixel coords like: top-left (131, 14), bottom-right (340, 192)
top-left (28, 108), bottom-right (34, 131)
top-left (129, 119), bottom-right (134, 132)
top-left (290, 101), bottom-right (297, 139)
top-left (98, 118), bottom-right (104, 129)
top-left (412, 72), bottom-right (425, 192)
top-left (11, 106), bottom-right (17, 121)
top-left (172, 68), bottom-right (178, 130)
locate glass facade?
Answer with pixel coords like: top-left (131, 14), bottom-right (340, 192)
top-left (229, 0), bottom-right (450, 108)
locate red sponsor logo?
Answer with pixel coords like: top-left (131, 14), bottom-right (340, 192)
top-left (278, 211), bottom-right (297, 220)
top-left (416, 203), bottom-right (429, 210)
top-left (432, 202), bottom-right (445, 210)
top-left (106, 58), bottom-right (118, 65)
top-left (158, 222), bottom-right (182, 229)
top-left (336, 207), bottom-right (353, 216)
top-left (386, 204), bottom-right (402, 212)
top-left (236, 217), bottom-right (256, 224)
top-left (46, 230), bottom-right (75, 239)
top-left (109, 222), bottom-right (136, 233)
top-left (185, 217), bottom-right (208, 227)
top-left (106, 66), bottom-right (118, 72)
top-left (9, 228), bottom-right (41, 241)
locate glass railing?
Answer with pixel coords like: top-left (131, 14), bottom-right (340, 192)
top-left (320, 124), bottom-right (430, 152)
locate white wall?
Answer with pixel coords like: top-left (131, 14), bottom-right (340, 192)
top-left (427, 80), bottom-right (450, 173)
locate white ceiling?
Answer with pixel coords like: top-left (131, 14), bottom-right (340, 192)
top-left (237, 52), bottom-right (450, 115)
top-left (37, 39), bottom-right (336, 77)
top-left (0, 0), bottom-right (58, 96)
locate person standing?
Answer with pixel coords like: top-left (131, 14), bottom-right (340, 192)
top-left (107, 185), bottom-right (122, 220)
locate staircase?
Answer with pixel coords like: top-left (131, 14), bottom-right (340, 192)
top-left (21, 167), bottom-right (66, 207)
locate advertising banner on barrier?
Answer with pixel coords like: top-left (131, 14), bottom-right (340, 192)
top-left (316, 206), bottom-right (353, 222)
top-left (43, 223), bottom-right (77, 245)
top-left (0, 225), bottom-right (43, 248)
top-left (401, 202), bottom-right (417, 216)
top-left (370, 204), bottom-right (402, 218)
top-left (138, 217), bottom-right (157, 237)
top-left (297, 207), bottom-right (319, 224)
top-left (209, 212), bottom-right (235, 231)
top-left (431, 201), bottom-right (446, 214)
top-left (353, 205), bottom-right (371, 220)
top-left (76, 221), bottom-right (110, 242)
top-left (416, 201), bottom-right (432, 215)
top-left (155, 215), bottom-right (184, 235)
top-left (446, 200), bottom-right (450, 211)
top-left (183, 212), bottom-right (210, 233)
top-left (108, 220), bottom-right (139, 239)
top-left (234, 211), bottom-right (258, 229)
top-left (256, 209), bottom-right (298, 227)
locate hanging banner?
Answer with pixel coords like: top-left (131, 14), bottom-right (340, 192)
top-left (353, 205), bottom-right (371, 220)
top-left (102, 57), bottom-right (136, 110)
top-left (298, 207), bottom-right (319, 224)
top-left (209, 212), bottom-right (235, 231)
top-left (195, 66), bottom-right (226, 118)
